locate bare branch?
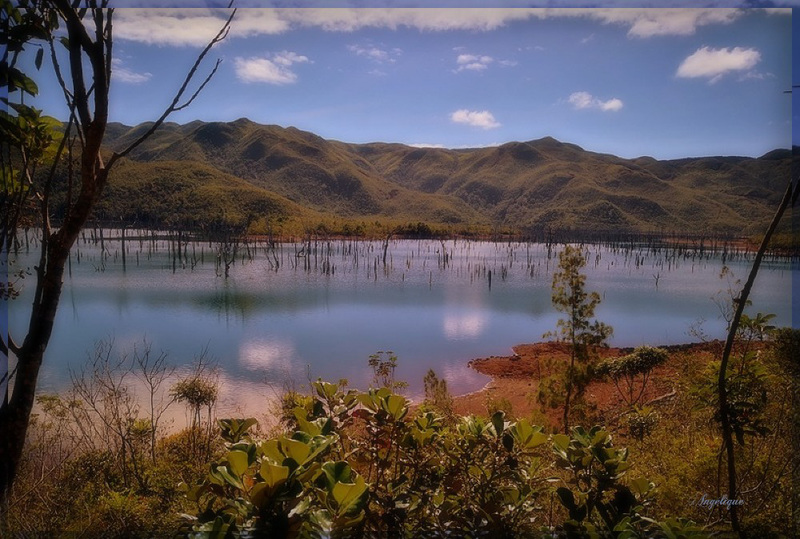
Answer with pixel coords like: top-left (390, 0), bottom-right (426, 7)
top-left (48, 37), bottom-right (75, 114)
top-left (173, 59), bottom-right (222, 112)
top-left (109, 8), bottom-right (235, 166)
top-left (0, 365), bottom-right (18, 388)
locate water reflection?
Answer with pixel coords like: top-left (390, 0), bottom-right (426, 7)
top-left (239, 338), bottom-right (296, 375)
top-left (6, 236), bottom-right (794, 419)
top-left (443, 311), bottom-right (488, 340)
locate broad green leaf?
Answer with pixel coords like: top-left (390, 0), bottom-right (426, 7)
top-left (259, 439), bottom-right (283, 463)
top-left (332, 475), bottom-right (367, 513)
top-left (383, 394), bottom-right (408, 420)
top-left (553, 434), bottom-right (570, 451)
top-left (314, 380), bottom-right (339, 400)
top-left (629, 477), bottom-right (653, 496)
top-left (213, 465), bottom-right (243, 490)
top-left (282, 437), bottom-right (312, 465)
top-left (590, 429), bottom-right (609, 446)
top-left (227, 450), bottom-right (249, 477)
top-left (511, 419), bottom-right (547, 450)
top-left (491, 410), bottom-right (505, 437)
top-left (322, 461), bottom-right (353, 490)
top-left (259, 461), bottom-right (289, 488)
top-left (296, 416), bottom-right (322, 436)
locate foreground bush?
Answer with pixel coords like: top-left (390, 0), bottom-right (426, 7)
top-left (183, 381), bottom-right (702, 538)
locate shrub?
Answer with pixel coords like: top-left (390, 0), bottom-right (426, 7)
top-left (597, 346), bottom-right (668, 407)
top-left (183, 376), bottom-right (696, 538)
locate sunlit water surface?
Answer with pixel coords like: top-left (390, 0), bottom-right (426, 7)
top-left (6, 235), bottom-right (795, 417)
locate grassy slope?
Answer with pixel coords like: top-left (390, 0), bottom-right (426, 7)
top-left (95, 158), bottom-right (317, 233)
top-left (100, 120), bottom-right (793, 236)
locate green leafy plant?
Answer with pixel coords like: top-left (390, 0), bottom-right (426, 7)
top-left (551, 426), bottom-right (699, 537)
top-left (367, 350), bottom-right (408, 391)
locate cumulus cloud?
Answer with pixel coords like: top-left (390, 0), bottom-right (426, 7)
top-left (568, 91), bottom-right (624, 112)
top-left (676, 46), bottom-right (761, 83)
top-left (450, 109), bottom-right (501, 129)
top-left (111, 58), bottom-right (151, 84)
top-left (113, 9), bottom-right (268, 47)
top-left (348, 44), bottom-right (402, 64)
top-left (579, 8), bottom-right (743, 38)
top-left (113, 8), bottom-right (787, 47)
top-left (456, 54), bottom-right (493, 72)
top-left (234, 51), bottom-right (310, 84)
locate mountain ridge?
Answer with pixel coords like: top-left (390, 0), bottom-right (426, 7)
top-left (96, 119), bottom-right (792, 237)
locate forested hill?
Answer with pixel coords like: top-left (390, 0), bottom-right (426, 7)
top-left (96, 118), bottom-right (792, 236)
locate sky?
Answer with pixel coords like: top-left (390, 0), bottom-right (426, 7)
top-left (24, 7), bottom-right (794, 160)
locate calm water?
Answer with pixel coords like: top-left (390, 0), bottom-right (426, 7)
top-left (5, 234), bottom-right (796, 415)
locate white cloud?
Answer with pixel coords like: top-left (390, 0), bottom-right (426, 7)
top-left (676, 46), bottom-right (761, 83)
top-left (234, 51), bottom-right (310, 85)
top-left (273, 51), bottom-right (309, 66)
top-left (283, 8), bottom-right (538, 32)
top-left (568, 91), bottom-right (624, 112)
top-left (410, 143), bottom-right (446, 148)
top-left (450, 109), bottom-right (501, 129)
top-left (114, 9), bottom-right (243, 47)
top-left (457, 54), bottom-right (492, 65)
top-left (582, 8), bottom-right (744, 38)
top-left (111, 58), bottom-right (151, 84)
top-left (114, 8), bottom-right (786, 47)
top-left (347, 44), bottom-right (401, 64)
top-left (455, 53), bottom-right (494, 72)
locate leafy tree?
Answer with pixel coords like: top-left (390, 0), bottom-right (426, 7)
top-left (546, 245), bottom-right (612, 433)
top-left (0, 0), bottom-right (233, 501)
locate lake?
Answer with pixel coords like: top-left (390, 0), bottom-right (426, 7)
top-left (5, 232), bottom-right (796, 417)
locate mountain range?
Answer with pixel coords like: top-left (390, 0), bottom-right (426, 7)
top-left (94, 118), bottom-right (792, 237)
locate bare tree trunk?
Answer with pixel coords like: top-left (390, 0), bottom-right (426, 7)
top-left (0, 2), bottom-right (233, 503)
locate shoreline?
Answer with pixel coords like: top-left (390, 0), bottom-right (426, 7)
top-left (451, 340), bottom-right (723, 420)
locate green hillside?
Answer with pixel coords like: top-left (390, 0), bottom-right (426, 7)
top-left (98, 119), bottom-right (793, 237)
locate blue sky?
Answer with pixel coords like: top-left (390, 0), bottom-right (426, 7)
top-left (27, 8), bottom-right (792, 160)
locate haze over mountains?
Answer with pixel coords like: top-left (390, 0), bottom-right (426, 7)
top-left (98, 118), bottom-right (791, 236)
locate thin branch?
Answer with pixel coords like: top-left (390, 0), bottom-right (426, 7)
top-left (109, 8), bottom-right (235, 166)
top-left (0, 365), bottom-right (19, 388)
top-left (4, 331), bottom-right (21, 356)
top-left (173, 59), bottom-right (222, 112)
top-left (717, 177), bottom-right (794, 536)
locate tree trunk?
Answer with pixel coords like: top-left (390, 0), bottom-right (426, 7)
top-left (717, 177), bottom-right (794, 537)
top-left (1, 237), bottom-right (70, 498)
top-left (563, 347), bottom-right (575, 434)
